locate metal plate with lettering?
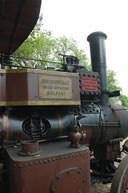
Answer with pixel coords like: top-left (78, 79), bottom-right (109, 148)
top-left (39, 76), bottom-right (72, 99)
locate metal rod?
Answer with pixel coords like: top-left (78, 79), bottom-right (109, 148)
top-left (10, 55), bottom-right (64, 65)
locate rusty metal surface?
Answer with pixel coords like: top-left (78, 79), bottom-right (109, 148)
top-left (93, 143), bottom-right (120, 161)
top-left (20, 140), bottom-right (40, 155)
top-left (0, 69), bottom-right (80, 105)
top-left (0, 0), bottom-right (41, 55)
top-left (0, 73), bottom-right (6, 101)
top-left (6, 141), bottom-right (91, 193)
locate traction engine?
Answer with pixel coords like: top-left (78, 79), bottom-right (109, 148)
top-left (0, 0), bottom-right (128, 193)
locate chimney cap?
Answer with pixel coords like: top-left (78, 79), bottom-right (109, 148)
top-left (87, 31), bottom-right (107, 42)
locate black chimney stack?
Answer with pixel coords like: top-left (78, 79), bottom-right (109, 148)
top-left (87, 31), bottom-right (109, 104)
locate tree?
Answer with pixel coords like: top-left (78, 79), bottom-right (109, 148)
top-left (13, 16), bottom-right (89, 69)
top-left (107, 70), bottom-right (128, 107)
top-left (51, 36), bottom-right (89, 69)
top-left (13, 16), bottom-right (55, 67)
top-left (13, 17), bottom-right (128, 107)
top-left (120, 94), bottom-right (128, 108)
top-left (108, 70), bottom-right (121, 92)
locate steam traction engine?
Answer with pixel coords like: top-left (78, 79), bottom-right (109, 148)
top-left (0, 0), bottom-right (128, 193)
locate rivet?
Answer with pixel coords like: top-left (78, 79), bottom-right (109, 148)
top-left (56, 175), bottom-right (60, 180)
top-left (67, 171), bottom-right (70, 175)
top-left (51, 189), bottom-right (56, 193)
top-left (83, 178), bottom-right (86, 184)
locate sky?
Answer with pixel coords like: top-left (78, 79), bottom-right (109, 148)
top-left (41, 0), bottom-right (128, 96)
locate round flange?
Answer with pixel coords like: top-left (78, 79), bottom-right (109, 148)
top-left (49, 167), bottom-right (86, 193)
top-left (19, 140), bottom-right (40, 156)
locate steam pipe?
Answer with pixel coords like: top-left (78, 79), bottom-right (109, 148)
top-left (87, 32), bottom-right (109, 104)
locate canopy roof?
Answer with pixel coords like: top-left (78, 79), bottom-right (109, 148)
top-left (0, 0), bottom-right (41, 55)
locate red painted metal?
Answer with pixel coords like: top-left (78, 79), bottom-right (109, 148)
top-left (82, 77), bottom-right (98, 91)
top-left (6, 141), bottom-right (91, 193)
top-left (0, 0), bottom-right (41, 55)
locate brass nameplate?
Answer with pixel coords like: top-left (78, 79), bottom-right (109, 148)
top-left (39, 76), bottom-right (72, 99)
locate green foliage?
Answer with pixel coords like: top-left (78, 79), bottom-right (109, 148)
top-left (13, 15), bottom-right (55, 66)
top-left (107, 70), bottom-right (121, 104)
top-left (13, 16), bottom-right (88, 69)
top-left (107, 70), bottom-right (128, 107)
top-left (51, 36), bottom-right (89, 68)
top-left (108, 70), bottom-right (121, 91)
top-left (13, 16), bottom-right (128, 107)
top-left (119, 94), bottom-right (128, 108)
